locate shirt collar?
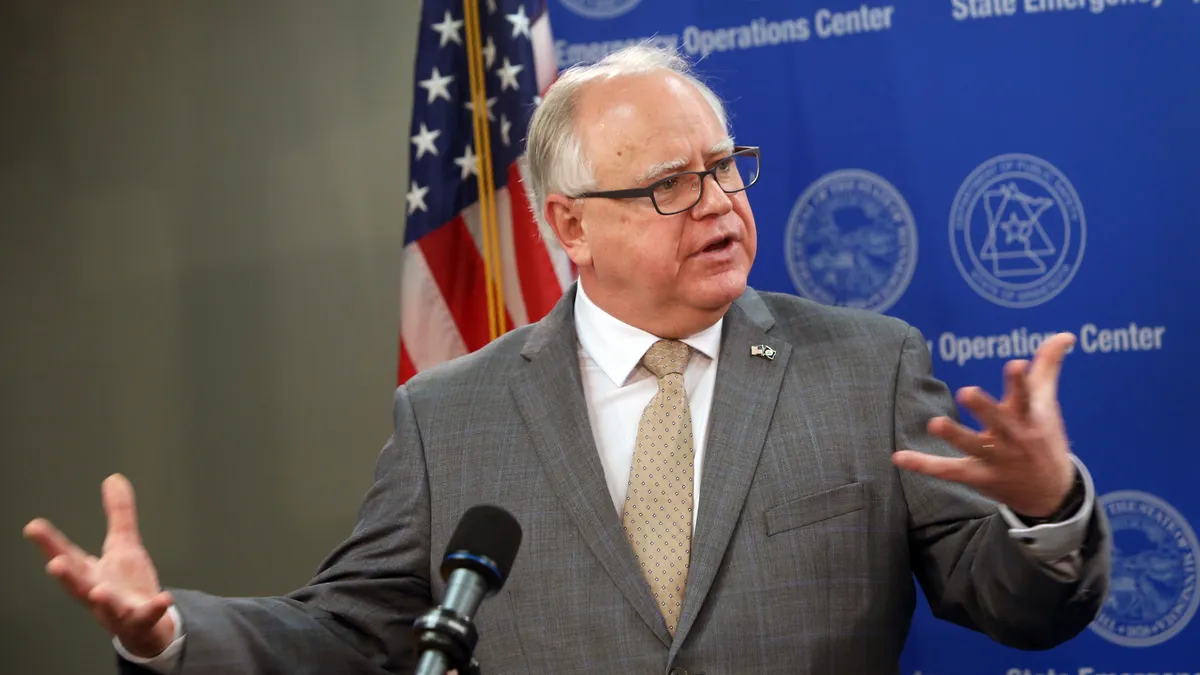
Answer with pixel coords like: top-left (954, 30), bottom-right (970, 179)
top-left (574, 281), bottom-right (723, 387)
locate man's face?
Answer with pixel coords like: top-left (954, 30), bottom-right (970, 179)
top-left (557, 71), bottom-right (758, 331)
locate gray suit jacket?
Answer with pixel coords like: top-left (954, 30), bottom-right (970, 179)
top-left (127, 285), bottom-right (1110, 675)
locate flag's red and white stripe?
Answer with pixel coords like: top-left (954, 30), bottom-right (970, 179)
top-left (399, 10), bottom-right (570, 384)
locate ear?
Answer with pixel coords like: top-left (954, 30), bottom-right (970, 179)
top-left (545, 194), bottom-right (591, 268)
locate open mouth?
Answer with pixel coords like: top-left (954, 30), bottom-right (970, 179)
top-left (701, 236), bottom-right (734, 254)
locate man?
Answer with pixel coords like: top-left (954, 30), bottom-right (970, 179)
top-left (24, 44), bottom-right (1110, 674)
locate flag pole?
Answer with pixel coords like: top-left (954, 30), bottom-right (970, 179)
top-left (463, 0), bottom-right (506, 340)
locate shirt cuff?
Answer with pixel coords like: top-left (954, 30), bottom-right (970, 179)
top-left (999, 453), bottom-right (1095, 562)
top-left (112, 604), bottom-right (185, 674)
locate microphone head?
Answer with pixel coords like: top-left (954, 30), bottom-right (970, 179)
top-left (440, 504), bottom-right (522, 591)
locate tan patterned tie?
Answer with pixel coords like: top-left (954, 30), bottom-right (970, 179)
top-left (622, 339), bottom-right (695, 635)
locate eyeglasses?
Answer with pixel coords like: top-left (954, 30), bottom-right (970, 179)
top-left (571, 146), bottom-right (761, 216)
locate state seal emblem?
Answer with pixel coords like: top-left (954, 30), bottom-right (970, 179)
top-left (949, 153), bottom-right (1086, 308)
top-left (784, 169), bottom-right (917, 313)
top-left (1089, 490), bottom-right (1199, 647)
top-left (557, 0), bottom-right (642, 19)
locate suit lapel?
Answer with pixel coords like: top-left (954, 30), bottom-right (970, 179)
top-left (670, 290), bottom-right (792, 654)
top-left (509, 286), bottom-right (673, 647)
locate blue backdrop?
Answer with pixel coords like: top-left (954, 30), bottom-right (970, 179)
top-left (546, 1), bottom-right (1200, 672)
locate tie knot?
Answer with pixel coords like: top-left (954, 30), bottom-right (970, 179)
top-left (642, 339), bottom-right (690, 378)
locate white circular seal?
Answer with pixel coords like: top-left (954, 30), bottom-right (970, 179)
top-left (784, 169), bottom-right (917, 313)
top-left (1089, 490), bottom-right (1199, 648)
top-left (949, 153), bottom-right (1086, 308)
top-left (557, 0), bottom-right (642, 19)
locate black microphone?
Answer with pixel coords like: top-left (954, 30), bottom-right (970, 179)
top-left (413, 504), bottom-right (523, 675)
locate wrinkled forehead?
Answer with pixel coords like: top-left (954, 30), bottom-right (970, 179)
top-left (574, 72), bottom-right (730, 184)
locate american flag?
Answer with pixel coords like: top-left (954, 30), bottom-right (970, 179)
top-left (399, 0), bottom-right (573, 383)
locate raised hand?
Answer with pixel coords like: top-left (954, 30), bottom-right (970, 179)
top-left (24, 473), bottom-right (176, 658)
top-left (893, 332), bottom-right (1077, 518)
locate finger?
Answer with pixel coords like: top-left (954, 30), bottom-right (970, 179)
top-left (1002, 359), bottom-right (1031, 417)
top-left (927, 417), bottom-right (1002, 461)
top-left (46, 553), bottom-right (91, 599)
top-left (102, 474), bottom-right (143, 552)
top-left (89, 583), bottom-right (128, 632)
top-left (126, 591), bottom-right (173, 633)
top-left (90, 585), bottom-right (167, 637)
top-left (89, 582), bottom-right (134, 623)
top-left (24, 518), bottom-right (91, 563)
top-left (892, 451), bottom-right (990, 487)
top-left (1028, 332), bottom-right (1075, 392)
top-left (957, 386), bottom-right (1016, 441)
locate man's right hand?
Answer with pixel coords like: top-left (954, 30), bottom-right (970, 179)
top-left (24, 473), bottom-right (176, 658)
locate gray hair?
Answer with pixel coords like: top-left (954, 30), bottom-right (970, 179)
top-left (519, 43), bottom-right (729, 244)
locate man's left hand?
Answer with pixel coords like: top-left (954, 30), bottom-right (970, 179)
top-left (893, 332), bottom-right (1077, 519)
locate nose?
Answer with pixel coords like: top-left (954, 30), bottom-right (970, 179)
top-left (690, 173), bottom-right (733, 219)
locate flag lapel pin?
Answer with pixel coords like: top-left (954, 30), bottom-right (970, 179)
top-left (750, 344), bottom-right (777, 360)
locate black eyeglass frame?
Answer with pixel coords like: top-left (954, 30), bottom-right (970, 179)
top-left (570, 145), bottom-right (761, 216)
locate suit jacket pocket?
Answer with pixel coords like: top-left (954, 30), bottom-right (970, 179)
top-left (765, 481), bottom-right (864, 536)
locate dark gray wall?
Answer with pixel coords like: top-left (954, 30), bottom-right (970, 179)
top-left (0, 2), bottom-right (420, 672)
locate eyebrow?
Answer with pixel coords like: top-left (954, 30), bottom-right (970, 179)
top-left (635, 157), bottom-right (689, 184)
top-left (634, 137), bottom-right (737, 184)
top-left (709, 137), bottom-right (735, 156)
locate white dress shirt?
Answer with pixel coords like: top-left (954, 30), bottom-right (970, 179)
top-left (574, 282), bottom-right (723, 528)
top-left (117, 281), bottom-right (1094, 670)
